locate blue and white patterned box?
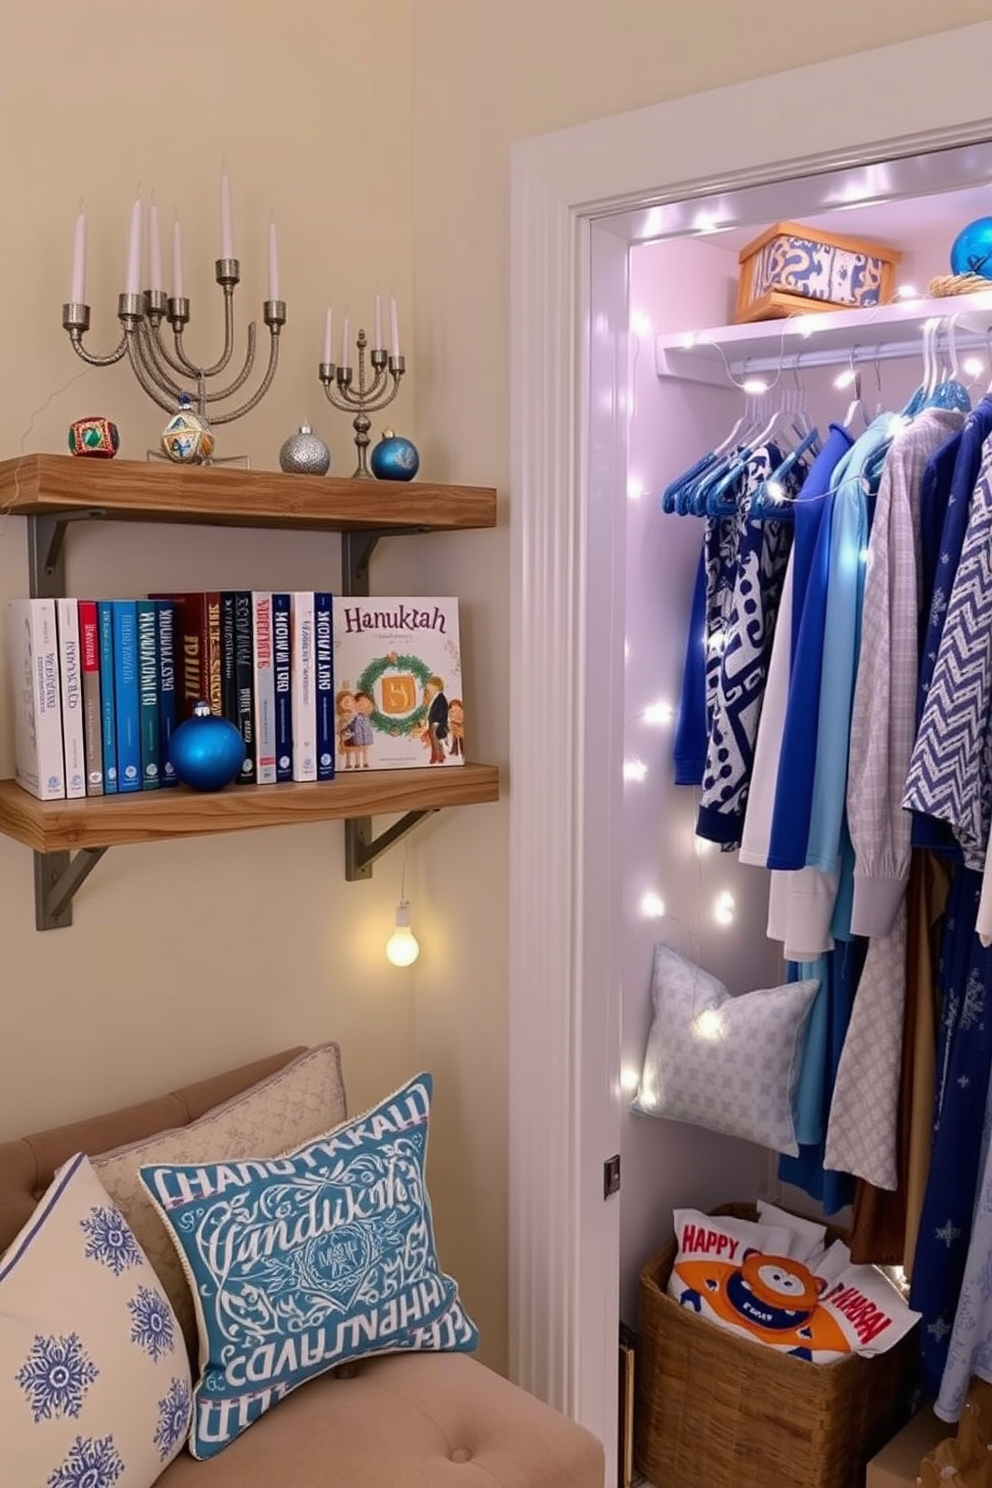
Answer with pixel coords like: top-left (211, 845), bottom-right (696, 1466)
top-left (736, 220), bottom-right (901, 323)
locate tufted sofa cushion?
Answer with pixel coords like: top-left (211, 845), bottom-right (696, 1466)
top-left (155, 1352), bottom-right (603, 1488)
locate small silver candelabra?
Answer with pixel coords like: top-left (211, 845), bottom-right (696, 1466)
top-left (62, 260), bottom-right (286, 465)
top-left (319, 329), bottom-right (405, 478)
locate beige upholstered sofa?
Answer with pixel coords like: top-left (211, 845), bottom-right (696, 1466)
top-left (0, 1045), bottom-right (604, 1488)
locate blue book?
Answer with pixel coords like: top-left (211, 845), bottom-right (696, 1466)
top-left (314, 591), bottom-right (335, 781)
top-left (96, 601), bottom-right (118, 795)
top-left (112, 600), bottom-right (142, 793)
top-left (272, 592), bottom-right (293, 783)
top-left (136, 600), bottom-right (161, 790)
top-left (156, 600), bottom-right (178, 787)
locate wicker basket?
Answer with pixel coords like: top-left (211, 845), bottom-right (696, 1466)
top-left (634, 1203), bottom-right (918, 1488)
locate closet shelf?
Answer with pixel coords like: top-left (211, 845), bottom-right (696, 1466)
top-left (0, 455), bottom-right (497, 533)
top-left (0, 766), bottom-right (501, 853)
top-left (654, 288), bottom-right (992, 388)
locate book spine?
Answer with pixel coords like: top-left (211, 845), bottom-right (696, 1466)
top-left (78, 600), bottom-right (103, 796)
top-left (136, 599), bottom-right (161, 790)
top-left (233, 590), bottom-right (256, 784)
top-left (151, 592), bottom-right (209, 721)
top-left (56, 597), bottom-right (86, 799)
top-left (112, 599), bottom-right (142, 793)
top-left (5, 598), bottom-right (65, 799)
top-left (156, 600), bottom-right (178, 787)
top-left (314, 591), bottom-right (335, 781)
top-left (290, 591), bottom-right (317, 782)
top-left (272, 592), bottom-right (293, 783)
top-left (252, 592), bottom-right (277, 785)
top-left (220, 592), bottom-right (238, 725)
top-left (205, 590), bottom-right (223, 717)
top-left (97, 600), bottom-right (118, 794)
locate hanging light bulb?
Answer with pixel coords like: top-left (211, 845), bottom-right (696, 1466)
top-left (385, 901), bottom-right (420, 967)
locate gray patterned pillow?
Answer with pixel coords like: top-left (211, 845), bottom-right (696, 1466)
top-left (633, 944), bottom-right (819, 1155)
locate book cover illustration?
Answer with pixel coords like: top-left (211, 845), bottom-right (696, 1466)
top-left (5, 597), bottom-right (65, 800)
top-left (332, 597), bottom-right (464, 771)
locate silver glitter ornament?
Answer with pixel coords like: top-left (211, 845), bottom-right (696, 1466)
top-left (279, 423), bottom-right (331, 475)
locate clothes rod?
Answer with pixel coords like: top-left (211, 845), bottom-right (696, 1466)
top-left (655, 329), bottom-right (991, 389)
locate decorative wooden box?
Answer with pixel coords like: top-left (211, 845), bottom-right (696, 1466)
top-left (735, 219), bottom-right (902, 323)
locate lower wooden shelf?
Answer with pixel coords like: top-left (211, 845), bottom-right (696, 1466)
top-left (0, 764), bottom-right (500, 854)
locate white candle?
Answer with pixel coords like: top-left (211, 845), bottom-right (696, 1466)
top-left (267, 218), bottom-right (280, 302)
top-left (341, 313), bottom-right (351, 369)
top-left (148, 199), bottom-right (163, 292)
top-left (220, 169), bottom-right (234, 260)
top-left (390, 296), bottom-right (400, 358)
top-left (374, 293), bottom-right (383, 350)
top-left (171, 214), bottom-right (185, 299)
top-left (323, 306), bottom-right (333, 366)
top-left (125, 196), bottom-right (142, 296)
top-left (70, 206), bottom-right (86, 304)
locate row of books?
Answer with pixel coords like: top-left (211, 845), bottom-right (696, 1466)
top-left (5, 593), bottom-right (464, 801)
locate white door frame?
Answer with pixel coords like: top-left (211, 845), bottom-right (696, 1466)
top-left (508, 20), bottom-right (992, 1482)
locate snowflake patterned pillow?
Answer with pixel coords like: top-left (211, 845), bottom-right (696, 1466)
top-left (0, 1152), bottom-right (192, 1488)
top-left (139, 1071), bottom-right (478, 1460)
top-left (632, 943), bottom-right (820, 1155)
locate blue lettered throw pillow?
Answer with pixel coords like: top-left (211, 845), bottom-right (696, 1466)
top-left (138, 1071), bottom-right (478, 1459)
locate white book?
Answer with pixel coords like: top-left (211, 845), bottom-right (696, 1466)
top-left (252, 592), bottom-right (277, 785)
top-left (290, 591), bottom-right (317, 782)
top-left (56, 597), bottom-right (86, 799)
top-left (5, 598), bottom-right (66, 800)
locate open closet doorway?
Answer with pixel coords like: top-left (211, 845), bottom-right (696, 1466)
top-left (509, 20), bottom-right (992, 1488)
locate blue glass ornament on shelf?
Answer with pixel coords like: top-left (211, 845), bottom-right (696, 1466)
top-left (169, 701), bottom-right (246, 792)
top-left (370, 429), bottom-right (420, 482)
top-left (950, 218), bottom-right (992, 279)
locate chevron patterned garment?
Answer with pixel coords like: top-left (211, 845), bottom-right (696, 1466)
top-left (903, 444), bottom-right (992, 870)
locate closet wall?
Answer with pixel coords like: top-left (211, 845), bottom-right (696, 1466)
top-left (619, 202), bottom-right (982, 1326)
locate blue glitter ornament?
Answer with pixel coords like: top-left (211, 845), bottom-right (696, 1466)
top-left (169, 701), bottom-right (246, 791)
top-left (950, 218), bottom-right (992, 279)
top-left (370, 429), bottom-right (420, 482)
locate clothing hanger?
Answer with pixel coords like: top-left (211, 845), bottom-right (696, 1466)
top-left (841, 349), bottom-right (870, 431)
top-left (750, 358), bottom-right (819, 518)
top-left (925, 314), bottom-right (971, 412)
top-left (663, 366), bottom-right (759, 514)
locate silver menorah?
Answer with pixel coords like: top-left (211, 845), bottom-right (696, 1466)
top-left (62, 260), bottom-right (286, 464)
top-left (319, 328), bottom-right (405, 478)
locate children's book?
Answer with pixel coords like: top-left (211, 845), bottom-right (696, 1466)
top-left (331, 597), bottom-right (464, 771)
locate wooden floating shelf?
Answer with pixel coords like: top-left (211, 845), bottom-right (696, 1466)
top-left (0, 765), bottom-right (500, 854)
top-left (0, 455), bottom-right (497, 534)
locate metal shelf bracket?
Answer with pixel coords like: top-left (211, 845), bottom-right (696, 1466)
top-left (341, 525), bottom-right (428, 597)
top-left (344, 809), bottom-right (439, 882)
top-left (27, 509), bottom-right (106, 599)
top-left (34, 847), bottom-right (109, 930)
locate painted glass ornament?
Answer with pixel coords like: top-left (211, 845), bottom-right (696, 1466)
top-left (169, 701), bottom-right (245, 791)
top-left (370, 429), bottom-right (420, 482)
top-left (68, 416), bottom-right (120, 458)
top-left (279, 423), bottom-right (331, 475)
top-left (950, 217), bottom-right (992, 279)
top-left (161, 394), bottom-right (215, 464)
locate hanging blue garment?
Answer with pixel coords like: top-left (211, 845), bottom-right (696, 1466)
top-left (788, 424), bottom-right (854, 658)
top-left (777, 937), bottom-right (866, 1215)
top-left (673, 549), bottom-right (708, 786)
top-left (912, 398), bottom-right (992, 855)
top-left (910, 867), bottom-right (992, 1398)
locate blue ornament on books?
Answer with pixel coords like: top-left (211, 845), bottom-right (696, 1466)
top-left (950, 217), bottom-right (992, 279)
top-left (370, 429), bottom-right (419, 482)
top-left (169, 701), bottom-right (245, 792)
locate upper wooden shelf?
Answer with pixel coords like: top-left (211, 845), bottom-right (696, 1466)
top-left (0, 765), bottom-right (500, 854)
top-left (0, 455), bottom-right (497, 534)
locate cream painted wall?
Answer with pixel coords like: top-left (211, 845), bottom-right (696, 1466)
top-left (410, 0), bottom-right (992, 1379)
top-left (0, 0), bottom-right (421, 1244)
